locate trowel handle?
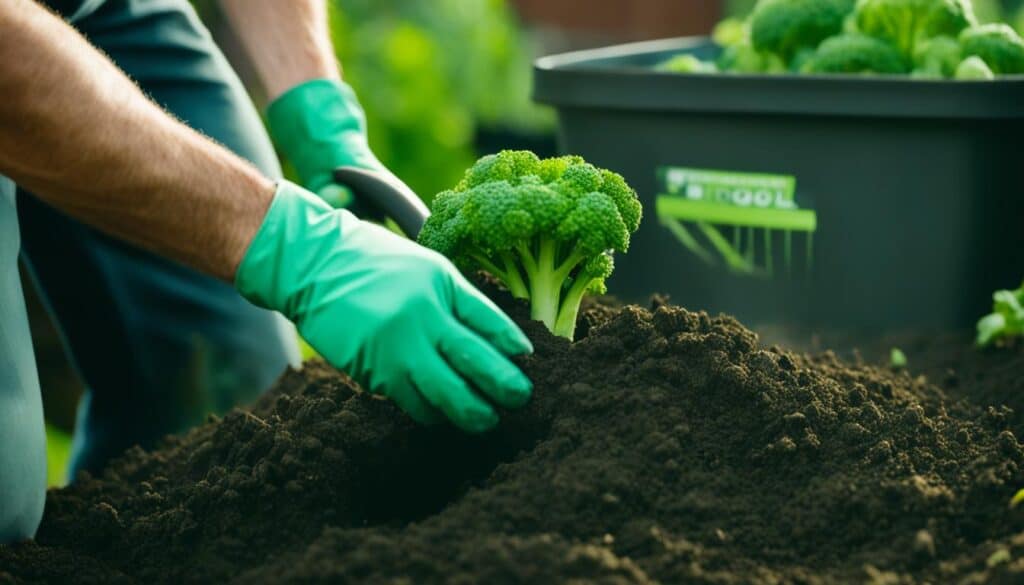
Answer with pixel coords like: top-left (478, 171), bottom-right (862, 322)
top-left (332, 167), bottom-right (431, 239)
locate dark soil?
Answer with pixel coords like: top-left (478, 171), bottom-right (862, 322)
top-left (3, 293), bottom-right (1024, 584)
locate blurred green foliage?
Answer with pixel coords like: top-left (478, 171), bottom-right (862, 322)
top-left (327, 0), bottom-right (553, 199)
top-left (192, 0), bottom-right (552, 200)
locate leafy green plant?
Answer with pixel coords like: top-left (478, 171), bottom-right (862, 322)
top-left (418, 151), bottom-right (642, 340)
top-left (977, 281), bottom-right (1024, 347)
top-left (662, 0), bottom-right (1024, 80)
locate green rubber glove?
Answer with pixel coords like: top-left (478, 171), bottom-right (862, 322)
top-left (267, 78), bottom-right (393, 209)
top-left (236, 181), bottom-right (534, 432)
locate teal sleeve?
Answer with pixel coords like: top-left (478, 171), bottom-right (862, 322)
top-left (0, 179), bottom-right (47, 543)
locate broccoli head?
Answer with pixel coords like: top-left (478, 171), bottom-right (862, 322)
top-left (718, 41), bottom-right (788, 73)
top-left (750, 0), bottom-right (858, 61)
top-left (656, 54), bottom-right (718, 74)
top-left (712, 18), bottom-right (750, 48)
top-left (418, 151), bottom-right (642, 340)
top-left (803, 33), bottom-right (909, 73)
top-left (855, 0), bottom-right (977, 60)
top-left (912, 35), bottom-right (962, 77)
top-left (955, 54), bottom-right (997, 79)
top-left (959, 24), bottom-right (1024, 74)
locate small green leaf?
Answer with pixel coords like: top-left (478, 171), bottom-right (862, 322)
top-left (1011, 488), bottom-right (1024, 509)
top-left (889, 348), bottom-right (908, 369)
top-left (976, 281), bottom-right (1024, 348)
top-left (977, 313), bottom-right (1008, 347)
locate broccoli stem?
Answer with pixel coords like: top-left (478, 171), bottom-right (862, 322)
top-left (471, 251), bottom-right (528, 299)
top-left (500, 251), bottom-right (530, 300)
top-left (552, 274), bottom-right (595, 341)
top-left (521, 239), bottom-right (596, 338)
top-left (526, 239), bottom-right (562, 330)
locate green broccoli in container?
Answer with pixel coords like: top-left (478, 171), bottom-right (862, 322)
top-left (656, 54), bottom-right (718, 74)
top-left (959, 23), bottom-right (1024, 74)
top-left (718, 41), bottom-right (788, 73)
top-left (803, 33), bottom-right (909, 73)
top-left (912, 35), bottom-right (963, 77)
top-left (750, 0), bottom-right (858, 61)
top-left (418, 151), bottom-right (642, 340)
top-left (854, 0), bottom-right (977, 61)
top-left (955, 55), bottom-right (997, 78)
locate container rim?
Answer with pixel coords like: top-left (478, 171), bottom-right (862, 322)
top-left (533, 36), bottom-right (1024, 119)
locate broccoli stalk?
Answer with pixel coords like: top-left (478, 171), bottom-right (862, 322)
top-left (855, 0), bottom-right (977, 61)
top-left (418, 151), bottom-right (642, 340)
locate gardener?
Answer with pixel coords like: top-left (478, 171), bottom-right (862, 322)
top-left (0, 0), bottom-right (534, 542)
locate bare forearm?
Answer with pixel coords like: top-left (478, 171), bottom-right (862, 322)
top-left (220, 0), bottom-right (339, 101)
top-left (0, 1), bottom-right (274, 281)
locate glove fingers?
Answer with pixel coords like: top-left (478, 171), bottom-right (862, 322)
top-left (411, 355), bottom-right (498, 433)
top-left (440, 321), bottom-right (532, 409)
top-left (389, 381), bottom-right (446, 426)
top-left (450, 274), bottom-right (533, 356)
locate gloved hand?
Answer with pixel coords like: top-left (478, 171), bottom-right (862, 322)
top-left (267, 78), bottom-right (393, 209)
top-left (236, 181), bottom-right (534, 432)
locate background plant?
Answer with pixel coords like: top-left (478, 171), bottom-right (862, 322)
top-left (326, 0), bottom-right (553, 200)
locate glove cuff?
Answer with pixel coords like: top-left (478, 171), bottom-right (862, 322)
top-left (235, 180), bottom-right (358, 318)
top-left (266, 79), bottom-right (376, 189)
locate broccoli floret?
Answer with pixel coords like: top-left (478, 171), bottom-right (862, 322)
top-left (656, 54), bottom-right (718, 74)
top-left (713, 18), bottom-right (750, 48)
top-left (855, 0), bottom-right (977, 60)
top-left (976, 281), bottom-right (1024, 347)
top-left (802, 33), bottom-right (909, 73)
top-left (750, 0), bottom-right (858, 62)
top-left (789, 47), bottom-right (819, 71)
top-left (956, 55), bottom-right (997, 79)
top-left (718, 41), bottom-right (788, 73)
top-left (912, 35), bottom-right (962, 77)
top-left (959, 24), bottom-right (1024, 74)
top-left (418, 151), bottom-right (642, 340)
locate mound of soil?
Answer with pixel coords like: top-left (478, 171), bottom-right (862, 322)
top-left (3, 296), bottom-right (1024, 584)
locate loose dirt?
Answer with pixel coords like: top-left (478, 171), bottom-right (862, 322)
top-left (3, 294), bottom-right (1024, 584)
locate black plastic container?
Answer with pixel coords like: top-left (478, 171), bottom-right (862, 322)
top-left (534, 37), bottom-right (1024, 333)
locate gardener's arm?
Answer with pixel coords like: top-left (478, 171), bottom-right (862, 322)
top-left (0, 0), bottom-right (271, 280)
top-left (219, 0), bottom-right (338, 101)
top-left (219, 0), bottom-right (399, 209)
top-left (0, 0), bottom-right (533, 432)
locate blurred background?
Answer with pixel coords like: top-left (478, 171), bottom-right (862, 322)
top-left (28, 0), bottom-right (1024, 485)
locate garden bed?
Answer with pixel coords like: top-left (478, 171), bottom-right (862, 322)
top-left (2, 291), bottom-right (1024, 584)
